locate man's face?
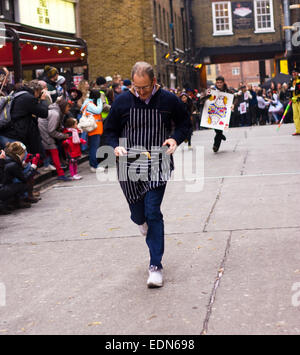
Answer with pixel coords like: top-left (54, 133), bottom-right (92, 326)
top-left (292, 70), bottom-right (299, 79)
top-left (133, 74), bottom-right (156, 101)
top-left (216, 80), bottom-right (224, 90)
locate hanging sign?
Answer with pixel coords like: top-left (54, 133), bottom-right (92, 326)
top-left (232, 2), bottom-right (254, 30)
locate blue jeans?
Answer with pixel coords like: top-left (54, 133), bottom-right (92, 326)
top-left (89, 134), bottom-right (101, 168)
top-left (81, 131), bottom-right (88, 152)
top-left (129, 185), bottom-right (166, 269)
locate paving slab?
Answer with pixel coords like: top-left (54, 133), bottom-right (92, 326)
top-left (208, 228), bottom-right (300, 335)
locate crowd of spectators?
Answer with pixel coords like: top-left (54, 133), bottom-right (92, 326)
top-left (0, 64), bottom-right (295, 215)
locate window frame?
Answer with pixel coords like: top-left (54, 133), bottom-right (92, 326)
top-left (232, 67), bottom-right (240, 76)
top-left (253, 0), bottom-right (275, 34)
top-left (212, 1), bottom-right (233, 36)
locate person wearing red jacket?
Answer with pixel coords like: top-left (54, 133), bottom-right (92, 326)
top-left (63, 118), bottom-right (86, 180)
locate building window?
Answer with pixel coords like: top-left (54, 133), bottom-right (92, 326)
top-left (254, 0), bottom-right (275, 33)
top-left (232, 67), bottom-right (240, 76)
top-left (212, 1), bottom-right (233, 36)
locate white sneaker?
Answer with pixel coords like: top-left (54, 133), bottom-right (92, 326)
top-left (43, 164), bottom-right (56, 171)
top-left (138, 222), bottom-right (148, 236)
top-left (90, 167), bottom-right (97, 173)
top-left (72, 174), bottom-right (83, 180)
top-left (147, 265), bottom-right (163, 288)
top-left (97, 166), bottom-right (105, 172)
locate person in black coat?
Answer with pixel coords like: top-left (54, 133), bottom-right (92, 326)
top-left (0, 80), bottom-right (49, 154)
top-left (0, 143), bottom-right (30, 213)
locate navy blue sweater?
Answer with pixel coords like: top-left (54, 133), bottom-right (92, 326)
top-left (104, 88), bottom-right (191, 149)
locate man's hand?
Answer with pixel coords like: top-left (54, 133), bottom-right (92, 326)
top-left (163, 138), bottom-right (177, 155)
top-left (114, 146), bottom-right (127, 157)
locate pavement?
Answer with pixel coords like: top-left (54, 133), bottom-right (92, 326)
top-left (0, 123), bottom-right (300, 335)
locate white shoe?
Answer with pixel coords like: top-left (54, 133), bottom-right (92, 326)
top-left (43, 164), bottom-right (56, 171)
top-left (90, 167), bottom-right (97, 173)
top-left (97, 166), bottom-right (105, 172)
top-left (147, 265), bottom-right (163, 288)
top-left (138, 222), bottom-right (148, 236)
top-left (72, 174), bottom-right (83, 180)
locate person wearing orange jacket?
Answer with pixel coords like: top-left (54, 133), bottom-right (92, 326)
top-left (80, 89), bottom-right (104, 172)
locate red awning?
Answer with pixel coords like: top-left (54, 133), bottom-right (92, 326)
top-left (0, 21), bottom-right (87, 69)
top-left (0, 41), bottom-right (86, 67)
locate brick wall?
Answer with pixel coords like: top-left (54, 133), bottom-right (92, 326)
top-left (78, 0), bottom-right (154, 81)
top-left (192, 0), bottom-right (283, 49)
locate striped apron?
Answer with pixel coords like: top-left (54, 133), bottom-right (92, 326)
top-left (118, 105), bottom-right (173, 205)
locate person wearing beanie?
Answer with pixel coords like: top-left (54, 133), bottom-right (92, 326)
top-left (96, 76), bottom-right (107, 87)
top-left (122, 79), bottom-right (132, 91)
top-left (44, 65), bottom-right (59, 102)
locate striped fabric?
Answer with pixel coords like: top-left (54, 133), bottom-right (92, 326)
top-left (118, 107), bottom-right (173, 205)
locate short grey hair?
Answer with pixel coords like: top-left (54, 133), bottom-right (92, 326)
top-left (28, 79), bottom-right (43, 92)
top-left (131, 61), bottom-right (155, 81)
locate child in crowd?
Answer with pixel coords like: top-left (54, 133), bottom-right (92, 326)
top-left (63, 118), bottom-right (86, 180)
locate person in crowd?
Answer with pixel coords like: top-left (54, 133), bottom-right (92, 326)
top-left (256, 90), bottom-right (269, 125)
top-left (0, 67), bottom-right (13, 96)
top-left (68, 87), bottom-right (83, 120)
top-left (112, 82), bottom-right (122, 99)
top-left (105, 76), bottom-right (113, 88)
top-left (38, 80), bottom-right (52, 105)
top-left (180, 92), bottom-right (194, 149)
top-left (248, 84), bottom-right (258, 125)
top-left (0, 142), bottom-right (39, 212)
top-left (43, 65), bottom-right (59, 102)
top-left (267, 86), bottom-right (283, 124)
top-left (80, 89), bottom-right (104, 173)
top-left (96, 76), bottom-right (111, 120)
top-left (236, 85), bottom-right (251, 127)
top-left (104, 61), bottom-right (191, 288)
top-left (0, 80), bottom-right (49, 155)
top-left (289, 67), bottom-right (300, 135)
top-left (38, 98), bottom-right (72, 181)
top-left (77, 79), bottom-right (90, 108)
top-left (56, 75), bottom-right (68, 100)
top-left (122, 79), bottom-right (132, 91)
top-left (63, 118), bottom-right (86, 180)
top-left (77, 79), bottom-right (91, 153)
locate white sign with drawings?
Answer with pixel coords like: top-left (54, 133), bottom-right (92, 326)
top-left (200, 90), bottom-right (234, 131)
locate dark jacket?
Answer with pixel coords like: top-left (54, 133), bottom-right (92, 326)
top-left (104, 86), bottom-right (191, 149)
top-left (1, 155), bottom-right (27, 185)
top-left (1, 87), bottom-right (48, 143)
top-left (0, 159), bottom-right (5, 186)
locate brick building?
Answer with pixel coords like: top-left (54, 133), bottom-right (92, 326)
top-left (78, 0), bottom-right (197, 89)
top-left (192, 0), bottom-right (286, 86)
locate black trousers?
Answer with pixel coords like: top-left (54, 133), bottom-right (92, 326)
top-left (214, 129), bottom-right (224, 148)
top-left (0, 183), bottom-right (27, 202)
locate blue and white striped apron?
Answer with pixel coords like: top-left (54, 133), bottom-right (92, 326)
top-left (117, 106), bottom-right (173, 205)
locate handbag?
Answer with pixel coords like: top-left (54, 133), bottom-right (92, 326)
top-left (78, 104), bottom-right (97, 132)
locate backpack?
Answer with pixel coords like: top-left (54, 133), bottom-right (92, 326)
top-left (0, 91), bottom-right (28, 130)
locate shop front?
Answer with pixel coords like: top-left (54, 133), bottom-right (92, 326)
top-left (0, 0), bottom-right (87, 85)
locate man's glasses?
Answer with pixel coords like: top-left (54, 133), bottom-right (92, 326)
top-left (133, 83), bottom-right (153, 92)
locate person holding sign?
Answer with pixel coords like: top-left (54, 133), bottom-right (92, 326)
top-left (200, 76), bottom-right (233, 152)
